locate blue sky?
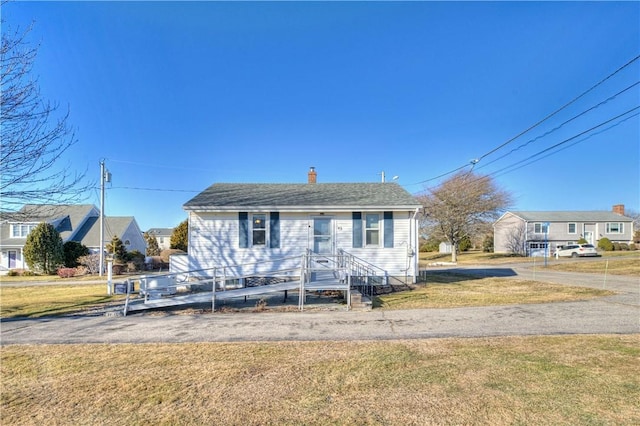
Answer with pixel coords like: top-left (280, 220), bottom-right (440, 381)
top-left (3, 1), bottom-right (639, 231)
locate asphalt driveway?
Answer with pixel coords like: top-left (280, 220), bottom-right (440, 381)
top-left (1, 265), bottom-right (638, 345)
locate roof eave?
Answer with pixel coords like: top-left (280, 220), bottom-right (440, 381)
top-left (184, 204), bottom-right (421, 212)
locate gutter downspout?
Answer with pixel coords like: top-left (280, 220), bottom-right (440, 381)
top-left (404, 207), bottom-right (421, 283)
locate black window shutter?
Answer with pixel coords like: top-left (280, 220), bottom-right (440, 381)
top-left (384, 211), bottom-right (394, 248)
top-left (352, 212), bottom-right (362, 248)
top-left (269, 212), bottom-right (280, 248)
top-left (239, 212), bottom-right (249, 248)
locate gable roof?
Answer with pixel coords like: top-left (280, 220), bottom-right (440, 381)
top-left (146, 228), bottom-right (173, 236)
top-left (0, 204), bottom-right (98, 244)
top-left (184, 183), bottom-right (421, 211)
top-left (507, 211), bottom-right (633, 222)
top-left (71, 216), bottom-right (138, 248)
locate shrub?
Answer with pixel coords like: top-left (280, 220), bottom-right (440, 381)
top-left (598, 237), bottom-right (613, 251)
top-left (78, 254), bottom-right (100, 275)
top-left (612, 242), bottom-right (621, 251)
top-left (63, 241), bottom-right (89, 267)
top-left (619, 243), bottom-right (629, 251)
top-left (629, 243), bottom-right (636, 251)
top-left (7, 270), bottom-right (19, 277)
top-left (22, 270), bottom-right (37, 276)
top-left (483, 234), bottom-right (494, 253)
top-left (125, 250), bottom-right (145, 271)
top-left (577, 237), bottom-right (588, 244)
top-left (458, 235), bottom-right (472, 252)
top-left (160, 249), bottom-right (186, 264)
top-left (57, 268), bottom-right (76, 278)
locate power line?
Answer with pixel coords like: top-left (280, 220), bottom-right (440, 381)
top-left (491, 111), bottom-right (639, 180)
top-left (476, 54), bottom-right (640, 162)
top-left (108, 186), bottom-right (200, 193)
top-left (477, 80), bottom-right (640, 170)
top-left (404, 54), bottom-right (640, 187)
top-left (484, 106), bottom-right (639, 179)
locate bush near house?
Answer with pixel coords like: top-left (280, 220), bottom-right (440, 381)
top-left (57, 268), bottom-right (76, 278)
top-left (598, 237), bottom-right (613, 251)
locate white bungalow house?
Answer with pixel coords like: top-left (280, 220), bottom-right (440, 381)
top-left (0, 204), bottom-right (147, 272)
top-left (175, 168), bottom-right (422, 284)
top-left (493, 204), bottom-right (634, 257)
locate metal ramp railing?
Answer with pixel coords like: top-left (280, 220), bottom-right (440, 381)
top-left (122, 250), bottom-right (389, 315)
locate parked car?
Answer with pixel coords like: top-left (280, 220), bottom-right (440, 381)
top-left (555, 244), bottom-right (599, 258)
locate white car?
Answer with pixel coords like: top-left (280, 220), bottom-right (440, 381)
top-left (555, 244), bottom-right (599, 258)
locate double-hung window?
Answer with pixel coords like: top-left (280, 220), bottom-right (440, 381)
top-left (365, 214), bottom-right (380, 246)
top-left (606, 223), bottom-right (623, 234)
top-left (567, 223), bottom-right (577, 234)
top-left (252, 214), bottom-right (266, 246)
top-left (352, 211), bottom-right (393, 248)
top-left (239, 212), bottom-right (280, 248)
top-left (534, 223), bottom-right (548, 234)
top-left (11, 223), bottom-right (37, 238)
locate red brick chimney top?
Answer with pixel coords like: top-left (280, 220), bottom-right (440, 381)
top-left (308, 167), bottom-right (317, 184)
top-left (613, 204), bottom-right (625, 215)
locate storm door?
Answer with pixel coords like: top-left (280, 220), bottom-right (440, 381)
top-left (313, 217), bottom-right (333, 255)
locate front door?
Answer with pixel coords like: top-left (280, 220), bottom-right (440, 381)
top-left (8, 250), bottom-right (17, 269)
top-left (313, 217), bottom-right (333, 254)
top-left (584, 223), bottom-right (596, 245)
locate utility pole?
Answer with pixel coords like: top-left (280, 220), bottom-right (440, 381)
top-left (99, 160), bottom-right (111, 277)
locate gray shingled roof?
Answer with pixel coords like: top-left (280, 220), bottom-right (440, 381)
top-left (0, 204), bottom-right (98, 245)
top-left (184, 183), bottom-right (421, 210)
top-left (510, 211), bottom-right (633, 222)
top-left (71, 217), bottom-right (137, 248)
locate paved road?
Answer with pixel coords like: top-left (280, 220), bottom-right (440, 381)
top-left (1, 265), bottom-right (638, 345)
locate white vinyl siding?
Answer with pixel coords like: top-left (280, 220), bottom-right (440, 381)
top-left (186, 210), bottom-right (417, 278)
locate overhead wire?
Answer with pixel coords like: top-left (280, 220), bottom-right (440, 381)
top-left (476, 80), bottom-right (640, 170)
top-left (479, 106), bottom-right (639, 180)
top-left (405, 54), bottom-right (640, 187)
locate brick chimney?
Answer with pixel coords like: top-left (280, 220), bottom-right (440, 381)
top-left (308, 166), bottom-right (317, 184)
top-left (613, 204), bottom-right (625, 216)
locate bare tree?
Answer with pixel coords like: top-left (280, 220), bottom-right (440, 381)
top-left (417, 171), bottom-right (512, 262)
top-left (1, 22), bottom-right (90, 215)
top-left (504, 222), bottom-right (527, 255)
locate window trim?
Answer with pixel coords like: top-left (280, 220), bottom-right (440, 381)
top-left (533, 223), bottom-right (549, 234)
top-left (251, 213), bottom-right (267, 247)
top-left (364, 213), bottom-right (380, 247)
top-left (567, 223), bottom-right (577, 234)
top-left (606, 222), bottom-right (623, 234)
top-left (239, 212), bottom-right (279, 248)
top-left (10, 223), bottom-right (37, 238)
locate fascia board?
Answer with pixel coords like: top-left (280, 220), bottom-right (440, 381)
top-left (184, 205), bottom-right (421, 212)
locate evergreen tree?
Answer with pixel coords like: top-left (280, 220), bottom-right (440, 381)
top-left (63, 241), bottom-right (89, 267)
top-left (106, 235), bottom-right (127, 263)
top-left (143, 232), bottom-right (160, 256)
top-left (23, 222), bottom-right (64, 274)
top-left (170, 220), bottom-right (188, 252)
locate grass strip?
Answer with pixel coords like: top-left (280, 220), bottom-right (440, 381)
top-left (2, 335), bottom-right (638, 425)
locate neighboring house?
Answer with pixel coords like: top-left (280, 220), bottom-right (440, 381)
top-left (176, 168), bottom-right (422, 283)
top-left (146, 228), bottom-right (173, 251)
top-left (0, 204), bottom-right (147, 272)
top-left (493, 204), bottom-right (634, 257)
